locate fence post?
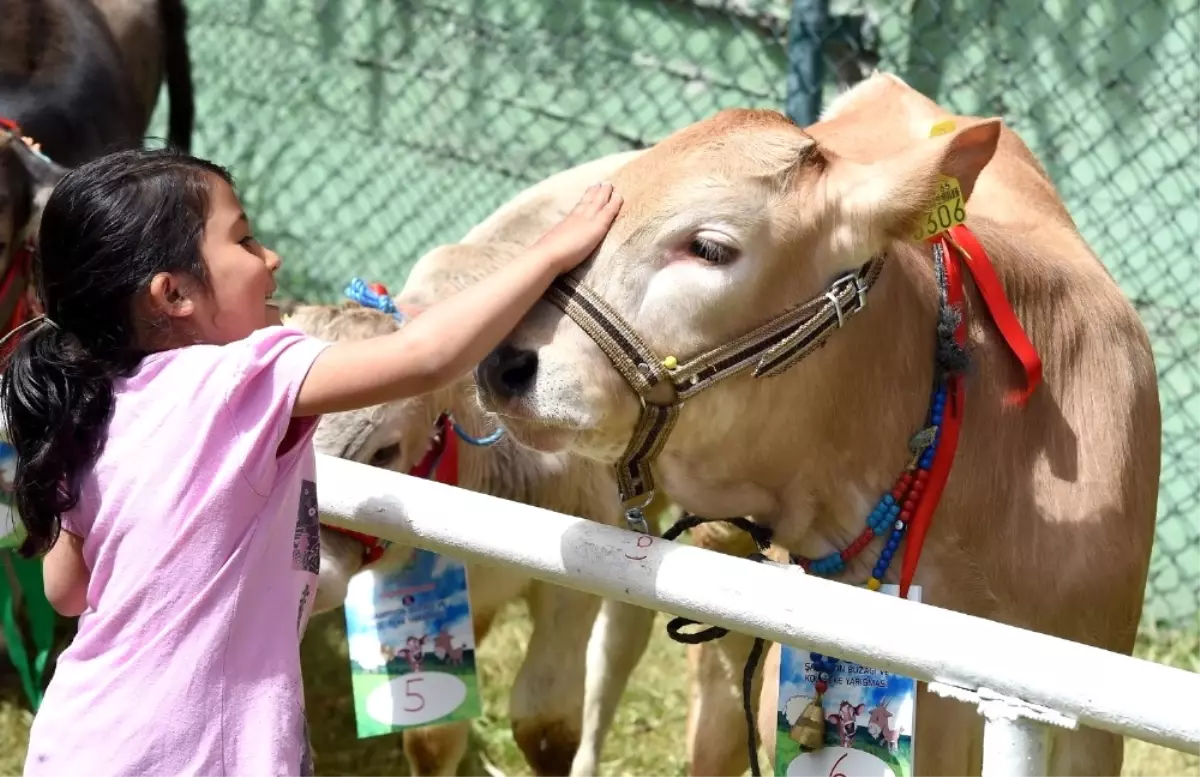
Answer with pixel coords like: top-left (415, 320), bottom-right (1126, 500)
top-left (930, 684), bottom-right (1062, 777)
top-left (980, 701), bottom-right (1051, 777)
top-left (785, 0), bottom-right (829, 126)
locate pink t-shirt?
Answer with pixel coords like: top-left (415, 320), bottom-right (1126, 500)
top-left (23, 326), bottom-right (332, 777)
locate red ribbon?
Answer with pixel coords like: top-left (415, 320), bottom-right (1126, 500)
top-left (947, 224), bottom-right (1043, 407)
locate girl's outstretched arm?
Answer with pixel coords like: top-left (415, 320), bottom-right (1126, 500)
top-left (294, 182), bottom-right (622, 417)
top-left (44, 529), bottom-right (89, 617)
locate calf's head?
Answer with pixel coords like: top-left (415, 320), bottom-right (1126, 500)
top-left (285, 303), bottom-right (452, 478)
top-left (478, 90), bottom-right (1000, 517)
top-left (285, 302), bottom-right (444, 612)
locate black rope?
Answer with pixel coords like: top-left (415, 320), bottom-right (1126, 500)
top-left (661, 513), bottom-right (773, 777)
top-left (932, 241), bottom-right (971, 384)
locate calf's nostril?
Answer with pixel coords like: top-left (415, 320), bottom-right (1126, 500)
top-left (480, 344), bottom-right (539, 399)
top-left (501, 350), bottom-right (538, 394)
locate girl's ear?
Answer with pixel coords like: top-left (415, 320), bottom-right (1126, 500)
top-left (147, 272), bottom-right (196, 319)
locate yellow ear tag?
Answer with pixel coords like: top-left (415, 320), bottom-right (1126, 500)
top-left (912, 120), bottom-right (968, 242)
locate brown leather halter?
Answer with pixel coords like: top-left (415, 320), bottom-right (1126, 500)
top-left (544, 255), bottom-right (885, 526)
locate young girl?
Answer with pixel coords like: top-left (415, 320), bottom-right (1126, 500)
top-left (1, 147), bottom-right (621, 776)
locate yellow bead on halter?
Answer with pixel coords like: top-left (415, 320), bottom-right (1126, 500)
top-left (866, 576), bottom-right (882, 591)
top-left (662, 355), bottom-right (678, 370)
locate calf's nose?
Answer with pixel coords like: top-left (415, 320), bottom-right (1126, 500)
top-left (478, 343), bottom-right (539, 399)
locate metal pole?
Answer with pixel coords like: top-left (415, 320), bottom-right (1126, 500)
top-left (981, 701), bottom-right (1052, 777)
top-left (315, 453), bottom-right (1200, 755)
top-left (785, 0), bottom-right (829, 126)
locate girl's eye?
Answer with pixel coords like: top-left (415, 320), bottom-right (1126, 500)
top-left (368, 443), bottom-right (401, 467)
top-left (240, 235), bottom-right (259, 248)
top-left (689, 237), bottom-right (738, 266)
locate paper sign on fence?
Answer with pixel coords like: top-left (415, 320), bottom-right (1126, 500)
top-left (343, 548), bottom-right (481, 738)
top-left (774, 585), bottom-right (921, 777)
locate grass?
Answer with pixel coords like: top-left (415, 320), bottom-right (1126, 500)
top-left (0, 607), bottom-right (1196, 776)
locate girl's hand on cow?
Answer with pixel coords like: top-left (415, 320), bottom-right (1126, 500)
top-left (294, 182), bottom-right (622, 417)
top-left (531, 182), bottom-right (623, 274)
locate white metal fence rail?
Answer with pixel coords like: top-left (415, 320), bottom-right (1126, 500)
top-left (316, 453), bottom-right (1200, 773)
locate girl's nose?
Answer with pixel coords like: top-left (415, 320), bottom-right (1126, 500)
top-left (265, 249), bottom-right (282, 272)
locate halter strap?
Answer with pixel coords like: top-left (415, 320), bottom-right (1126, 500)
top-left (545, 255), bottom-right (885, 509)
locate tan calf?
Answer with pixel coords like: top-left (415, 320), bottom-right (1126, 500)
top-left (477, 71), bottom-right (1160, 776)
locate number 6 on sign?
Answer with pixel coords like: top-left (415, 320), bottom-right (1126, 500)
top-left (784, 748), bottom-right (897, 777)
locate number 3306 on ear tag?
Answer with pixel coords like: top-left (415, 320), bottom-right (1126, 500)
top-left (774, 585), bottom-right (921, 777)
top-left (343, 549), bottom-right (482, 738)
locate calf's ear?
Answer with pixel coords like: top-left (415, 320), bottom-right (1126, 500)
top-left (824, 117), bottom-right (1002, 252)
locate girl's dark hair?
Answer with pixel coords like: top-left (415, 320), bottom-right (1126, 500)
top-left (1, 147), bottom-right (232, 557)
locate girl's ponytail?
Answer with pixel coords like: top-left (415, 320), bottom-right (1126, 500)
top-left (2, 318), bottom-right (121, 556)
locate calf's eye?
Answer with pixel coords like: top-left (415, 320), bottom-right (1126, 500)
top-left (689, 236), bottom-right (737, 266)
top-left (368, 443), bottom-right (401, 467)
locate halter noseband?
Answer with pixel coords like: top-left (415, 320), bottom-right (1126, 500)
top-left (544, 256), bottom-right (885, 518)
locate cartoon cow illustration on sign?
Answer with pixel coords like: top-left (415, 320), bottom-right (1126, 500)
top-left (827, 700), bottom-right (866, 748)
top-left (868, 698), bottom-right (900, 753)
top-left (396, 635), bottom-right (427, 674)
top-left (432, 628), bottom-right (465, 666)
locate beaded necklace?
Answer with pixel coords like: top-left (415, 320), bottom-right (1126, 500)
top-left (795, 383), bottom-right (946, 587)
top-left (792, 234), bottom-right (968, 595)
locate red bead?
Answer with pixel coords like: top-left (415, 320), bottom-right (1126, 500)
top-left (891, 489), bottom-right (905, 500)
top-left (903, 499), bottom-right (917, 512)
top-left (368, 282), bottom-right (390, 296)
top-left (912, 480), bottom-right (925, 494)
top-left (899, 510), bottom-right (912, 522)
top-left (816, 680), bottom-right (828, 695)
top-left (916, 470), bottom-right (930, 482)
top-left (900, 473), bottom-right (914, 485)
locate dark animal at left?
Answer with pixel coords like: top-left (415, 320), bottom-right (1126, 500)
top-left (0, 0), bottom-right (195, 335)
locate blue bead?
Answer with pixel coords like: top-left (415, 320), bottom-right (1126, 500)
top-left (890, 505), bottom-right (901, 516)
top-left (884, 495), bottom-right (895, 506)
top-left (887, 537), bottom-right (900, 551)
